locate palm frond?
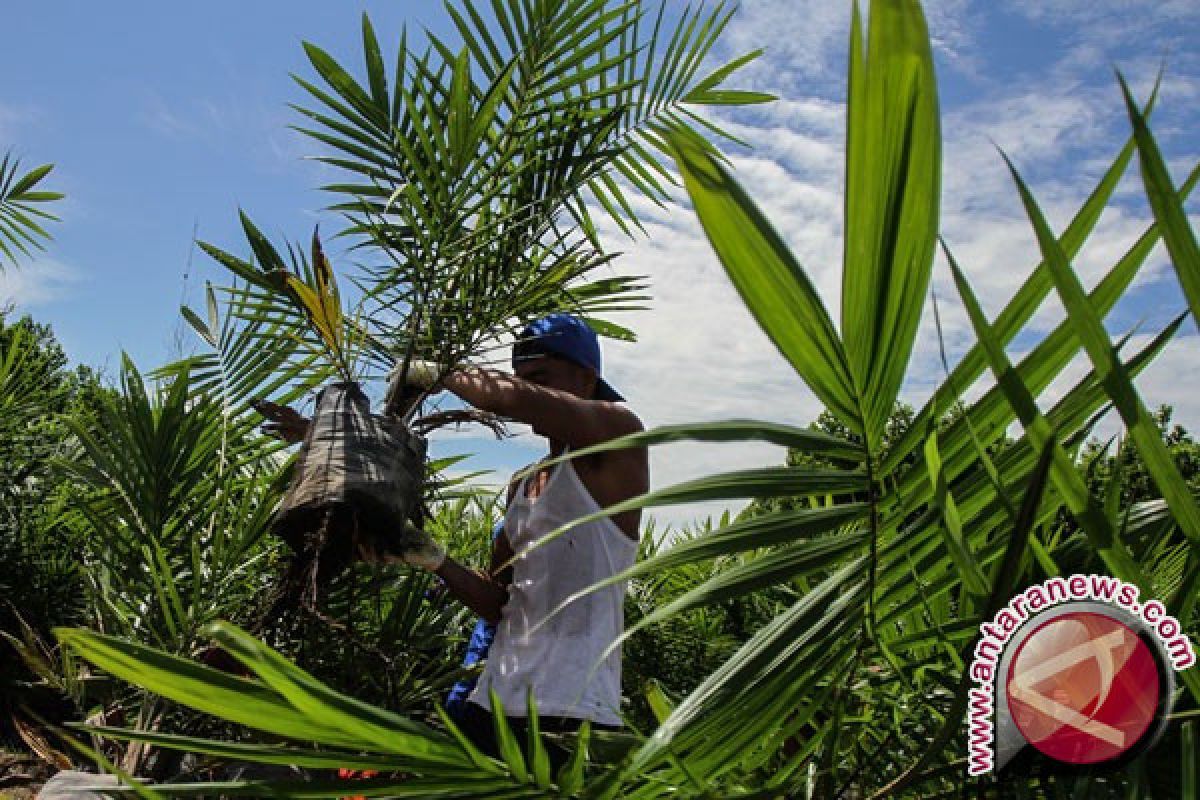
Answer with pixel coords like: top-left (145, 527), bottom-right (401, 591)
top-left (0, 151), bottom-right (62, 270)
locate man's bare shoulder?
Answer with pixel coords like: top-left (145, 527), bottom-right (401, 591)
top-left (580, 405), bottom-right (648, 491)
top-left (601, 400), bottom-right (644, 435)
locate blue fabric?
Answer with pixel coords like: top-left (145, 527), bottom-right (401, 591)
top-left (445, 520), bottom-right (504, 720)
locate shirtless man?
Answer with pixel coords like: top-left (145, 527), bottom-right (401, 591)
top-left (260, 313), bottom-right (648, 767)
top-left (417, 314), bottom-right (647, 764)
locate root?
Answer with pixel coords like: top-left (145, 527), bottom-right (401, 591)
top-left (410, 409), bottom-right (509, 438)
top-left (250, 504), bottom-right (354, 640)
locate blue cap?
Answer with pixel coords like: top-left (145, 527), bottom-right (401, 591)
top-left (512, 313), bottom-right (624, 402)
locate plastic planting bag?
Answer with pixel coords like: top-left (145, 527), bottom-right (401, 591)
top-left (269, 382), bottom-right (427, 599)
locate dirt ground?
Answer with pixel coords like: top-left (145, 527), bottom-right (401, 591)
top-left (0, 788), bottom-right (38, 799)
top-left (0, 749), bottom-right (48, 799)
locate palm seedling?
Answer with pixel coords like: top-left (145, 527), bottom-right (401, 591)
top-left (180, 0), bottom-right (772, 618)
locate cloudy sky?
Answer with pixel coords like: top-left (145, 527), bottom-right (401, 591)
top-left (3, 1), bottom-right (1198, 532)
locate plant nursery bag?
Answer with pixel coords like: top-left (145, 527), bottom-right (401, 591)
top-left (271, 381), bottom-right (427, 559)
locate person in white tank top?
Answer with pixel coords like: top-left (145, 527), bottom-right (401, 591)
top-left (383, 313), bottom-right (650, 769)
top-left (254, 314), bottom-right (648, 767)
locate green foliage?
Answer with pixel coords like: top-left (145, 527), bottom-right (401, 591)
top-left (0, 151), bottom-right (62, 270)
top-left (193, 0), bottom-right (768, 413)
top-left (33, 0), bottom-right (1200, 797)
top-left (1079, 406), bottom-right (1200, 506)
top-left (30, 358), bottom-right (284, 773)
top-left (0, 313), bottom-right (107, 741)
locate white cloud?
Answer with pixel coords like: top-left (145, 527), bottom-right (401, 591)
top-left (924, 0), bottom-right (977, 70)
top-left (1002, 3), bottom-right (1200, 90)
top-left (428, 1), bottom-right (1200, 534)
top-left (1127, 331), bottom-right (1200, 428)
top-left (0, 258), bottom-right (83, 307)
top-left (548, 187), bottom-right (820, 529)
top-left (619, 7), bottom-right (1199, 529)
top-left (719, 0), bottom-right (851, 93)
top-left (718, 1), bottom-right (978, 96)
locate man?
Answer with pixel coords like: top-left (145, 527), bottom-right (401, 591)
top-left (259, 313), bottom-right (648, 768)
top-left (402, 314), bottom-right (647, 767)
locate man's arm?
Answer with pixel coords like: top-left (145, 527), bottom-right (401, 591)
top-left (443, 367), bottom-right (642, 450)
top-left (428, 478), bottom-right (520, 625)
top-left (434, 531), bottom-right (513, 625)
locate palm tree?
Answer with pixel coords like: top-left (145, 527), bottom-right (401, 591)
top-left (0, 151), bottom-right (61, 270)
top-left (56, 0), bottom-right (1200, 796)
top-left (170, 0), bottom-right (772, 600)
top-left (194, 0), bottom-right (773, 395)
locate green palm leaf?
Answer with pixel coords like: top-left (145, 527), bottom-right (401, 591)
top-left (841, 0), bottom-right (940, 450)
top-left (871, 440), bottom-right (1055, 798)
top-left (667, 131), bottom-right (858, 428)
top-left (57, 624), bottom-right (472, 766)
top-left (945, 244), bottom-right (1154, 592)
top-left (1117, 72), bottom-right (1200, 330)
top-left (1002, 153), bottom-right (1200, 554)
top-left (0, 151), bottom-right (62, 270)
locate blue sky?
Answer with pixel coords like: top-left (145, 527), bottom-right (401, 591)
top-left (3, 1), bottom-right (1199, 530)
top-left (1, 2), bottom-right (458, 367)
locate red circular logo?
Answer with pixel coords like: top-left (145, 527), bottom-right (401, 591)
top-left (1006, 611), bottom-right (1160, 765)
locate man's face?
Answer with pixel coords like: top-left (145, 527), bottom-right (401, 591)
top-left (514, 354), bottom-right (596, 400)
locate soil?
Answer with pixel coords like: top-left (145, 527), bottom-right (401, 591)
top-left (0, 749), bottom-right (48, 799)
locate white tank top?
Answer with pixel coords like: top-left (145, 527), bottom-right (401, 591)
top-left (466, 450), bottom-right (637, 725)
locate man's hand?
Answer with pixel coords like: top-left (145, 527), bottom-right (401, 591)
top-left (359, 521), bottom-right (447, 572)
top-left (396, 521), bottom-right (447, 571)
top-left (388, 359), bottom-right (449, 392)
top-left (252, 399), bottom-right (310, 444)
top-left (384, 359), bottom-right (453, 415)
top-left (385, 359), bottom-right (454, 406)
